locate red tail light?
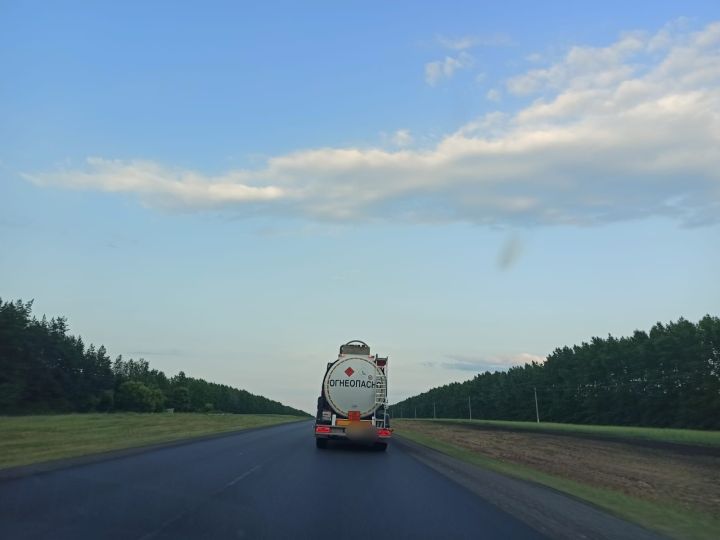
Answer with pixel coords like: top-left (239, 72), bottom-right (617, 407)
top-left (315, 426), bottom-right (331, 434)
top-left (377, 429), bottom-right (392, 437)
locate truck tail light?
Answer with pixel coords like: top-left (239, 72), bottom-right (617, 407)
top-left (377, 429), bottom-right (392, 437)
top-left (315, 426), bottom-right (332, 434)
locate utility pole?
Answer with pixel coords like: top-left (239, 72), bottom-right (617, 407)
top-left (534, 387), bottom-right (540, 423)
top-left (414, 406), bottom-right (417, 419)
top-left (468, 396), bottom-right (472, 420)
top-left (433, 401), bottom-right (436, 419)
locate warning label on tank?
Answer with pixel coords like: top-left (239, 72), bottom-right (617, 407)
top-left (328, 379), bottom-right (377, 388)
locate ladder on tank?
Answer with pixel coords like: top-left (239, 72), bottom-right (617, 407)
top-left (374, 358), bottom-right (388, 428)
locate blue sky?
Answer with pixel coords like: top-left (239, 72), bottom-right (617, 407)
top-left (2, 2), bottom-right (719, 411)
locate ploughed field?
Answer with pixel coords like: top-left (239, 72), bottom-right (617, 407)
top-left (395, 419), bottom-right (720, 540)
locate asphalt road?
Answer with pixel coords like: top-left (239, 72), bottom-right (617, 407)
top-left (0, 420), bottom-right (651, 540)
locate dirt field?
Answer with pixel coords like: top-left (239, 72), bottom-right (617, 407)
top-left (396, 420), bottom-right (720, 516)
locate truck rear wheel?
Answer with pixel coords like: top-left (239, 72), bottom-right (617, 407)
top-left (316, 438), bottom-right (328, 449)
top-left (373, 442), bottom-right (387, 452)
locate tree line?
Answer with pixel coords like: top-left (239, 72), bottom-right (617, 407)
top-left (0, 298), bottom-right (308, 416)
top-left (391, 315), bottom-right (720, 429)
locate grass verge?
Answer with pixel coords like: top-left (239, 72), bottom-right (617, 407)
top-left (421, 418), bottom-right (720, 447)
top-left (0, 413), bottom-right (305, 469)
top-left (397, 424), bottom-right (720, 540)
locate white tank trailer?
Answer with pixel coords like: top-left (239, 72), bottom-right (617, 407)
top-left (314, 340), bottom-right (392, 450)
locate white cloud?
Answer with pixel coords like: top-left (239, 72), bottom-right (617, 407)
top-left (26, 21), bottom-right (720, 227)
top-left (486, 88), bottom-right (501, 101)
top-left (390, 129), bottom-right (413, 147)
top-left (507, 32), bottom-right (647, 95)
top-left (434, 352), bottom-right (546, 372)
top-left (26, 157), bottom-right (284, 210)
top-left (437, 33), bottom-right (513, 50)
top-left (526, 52), bottom-right (544, 63)
top-left (425, 51), bottom-right (473, 85)
top-left (437, 35), bottom-right (478, 50)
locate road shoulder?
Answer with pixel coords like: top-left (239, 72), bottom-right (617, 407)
top-left (394, 434), bottom-right (665, 540)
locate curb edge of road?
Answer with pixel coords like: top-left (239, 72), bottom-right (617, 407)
top-left (0, 418), bottom-right (312, 482)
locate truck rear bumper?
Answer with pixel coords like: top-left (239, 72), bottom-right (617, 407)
top-left (315, 424), bottom-right (392, 443)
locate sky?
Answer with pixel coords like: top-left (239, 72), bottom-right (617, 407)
top-left (1, 1), bottom-right (719, 412)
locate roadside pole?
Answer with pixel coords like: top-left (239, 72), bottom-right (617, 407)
top-left (534, 387), bottom-right (540, 423)
top-left (433, 401), bottom-right (436, 419)
top-left (468, 396), bottom-right (472, 420)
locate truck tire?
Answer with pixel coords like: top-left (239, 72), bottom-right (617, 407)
top-left (316, 438), bottom-right (328, 449)
top-left (373, 442), bottom-right (387, 452)
top-left (316, 396), bottom-right (326, 423)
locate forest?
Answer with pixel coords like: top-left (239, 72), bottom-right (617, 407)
top-left (0, 298), bottom-right (307, 416)
top-left (391, 315), bottom-right (720, 429)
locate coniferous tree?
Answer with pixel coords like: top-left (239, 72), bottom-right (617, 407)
top-left (392, 315), bottom-right (720, 429)
top-left (0, 298), bottom-right (308, 416)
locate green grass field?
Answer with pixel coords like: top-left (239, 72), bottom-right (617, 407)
top-left (0, 413), bottom-right (305, 469)
top-left (396, 422), bottom-right (720, 540)
top-left (416, 418), bottom-right (720, 447)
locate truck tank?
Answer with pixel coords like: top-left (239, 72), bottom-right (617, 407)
top-left (322, 343), bottom-right (384, 419)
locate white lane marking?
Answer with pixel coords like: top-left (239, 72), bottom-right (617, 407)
top-left (226, 465), bottom-right (261, 487)
top-left (138, 458), bottom-right (259, 540)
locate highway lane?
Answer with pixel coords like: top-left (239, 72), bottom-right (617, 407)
top-left (0, 420), bottom-right (547, 539)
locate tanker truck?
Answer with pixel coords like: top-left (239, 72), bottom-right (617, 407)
top-left (314, 340), bottom-right (392, 451)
